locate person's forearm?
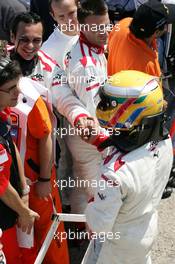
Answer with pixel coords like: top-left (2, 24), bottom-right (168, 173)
top-left (39, 133), bottom-right (53, 179)
top-left (14, 144), bottom-right (27, 189)
top-left (0, 182), bottom-right (27, 215)
top-left (1, 182), bottom-right (40, 234)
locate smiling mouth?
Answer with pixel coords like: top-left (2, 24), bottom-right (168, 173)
top-left (25, 51), bottom-right (34, 54)
top-left (23, 50), bottom-right (35, 54)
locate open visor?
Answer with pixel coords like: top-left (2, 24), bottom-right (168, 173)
top-left (95, 85), bottom-right (119, 111)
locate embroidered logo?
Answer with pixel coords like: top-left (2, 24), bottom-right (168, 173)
top-left (86, 76), bottom-right (95, 84)
top-left (98, 192), bottom-right (106, 200)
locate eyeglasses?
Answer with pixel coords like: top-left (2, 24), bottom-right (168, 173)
top-left (0, 85), bottom-right (18, 94)
top-left (19, 36), bottom-right (42, 45)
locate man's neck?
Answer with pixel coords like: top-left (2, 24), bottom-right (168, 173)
top-left (10, 51), bottom-right (38, 76)
top-left (80, 32), bottom-right (104, 49)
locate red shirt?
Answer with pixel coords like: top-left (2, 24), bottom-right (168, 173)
top-left (0, 144), bottom-right (11, 196)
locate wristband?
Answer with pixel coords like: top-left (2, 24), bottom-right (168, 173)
top-left (22, 184), bottom-right (30, 196)
top-left (38, 177), bottom-right (50, 182)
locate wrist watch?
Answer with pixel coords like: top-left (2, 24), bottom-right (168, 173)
top-left (22, 184), bottom-right (30, 196)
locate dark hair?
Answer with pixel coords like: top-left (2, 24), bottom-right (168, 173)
top-left (77, 0), bottom-right (108, 24)
top-left (11, 12), bottom-right (43, 36)
top-left (129, 2), bottom-right (167, 40)
top-left (0, 58), bottom-right (22, 87)
top-left (49, 0), bottom-right (78, 13)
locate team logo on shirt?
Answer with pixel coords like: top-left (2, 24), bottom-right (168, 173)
top-left (31, 73), bottom-right (44, 82)
top-left (64, 51), bottom-right (72, 68)
top-left (86, 76), bottom-right (95, 84)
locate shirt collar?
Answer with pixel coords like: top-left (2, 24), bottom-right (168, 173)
top-left (79, 32), bottom-right (104, 54)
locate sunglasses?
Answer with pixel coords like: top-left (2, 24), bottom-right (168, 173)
top-left (18, 36), bottom-right (42, 45)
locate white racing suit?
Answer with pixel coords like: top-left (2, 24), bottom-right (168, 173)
top-left (41, 29), bottom-right (79, 206)
top-left (26, 49), bottom-right (63, 166)
top-left (54, 34), bottom-right (108, 213)
top-left (29, 48), bottom-right (95, 209)
top-left (85, 137), bottom-right (173, 264)
top-left (14, 50), bottom-right (64, 175)
top-left (41, 27), bottom-right (79, 70)
top-left (29, 48), bottom-right (96, 208)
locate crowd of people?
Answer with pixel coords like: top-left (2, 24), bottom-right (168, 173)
top-left (0, 0), bottom-right (175, 263)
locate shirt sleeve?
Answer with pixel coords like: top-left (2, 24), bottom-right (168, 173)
top-left (55, 60), bottom-right (105, 126)
top-left (27, 96), bottom-right (52, 139)
top-left (0, 144), bottom-right (10, 196)
top-left (51, 65), bottom-right (90, 126)
top-left (68, 64), bottom-right (102, 117)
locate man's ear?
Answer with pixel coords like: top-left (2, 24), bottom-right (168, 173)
top-left (49, 11), bottom-right (57, 23)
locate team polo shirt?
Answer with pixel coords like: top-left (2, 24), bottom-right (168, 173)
top-left (108, 18), bottom-right (161, 77)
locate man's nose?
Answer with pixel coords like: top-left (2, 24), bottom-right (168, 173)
top-left (26, 40), bottom-right (34, 49)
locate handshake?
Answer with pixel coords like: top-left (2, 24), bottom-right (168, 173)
top-left (75, 116), bottom-right (100, 143)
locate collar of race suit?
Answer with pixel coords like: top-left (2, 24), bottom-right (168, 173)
top-left (79, 32), bottom-right (104, 54)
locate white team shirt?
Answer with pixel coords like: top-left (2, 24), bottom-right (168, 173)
top-left (41, 27), bottom-right (79, 70)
